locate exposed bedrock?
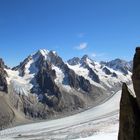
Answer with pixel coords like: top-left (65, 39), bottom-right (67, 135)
top-left (118, 47), bottom-right (140, 140)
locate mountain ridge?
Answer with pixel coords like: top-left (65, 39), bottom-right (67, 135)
top-left (0, 49), bottom-right (132, 129)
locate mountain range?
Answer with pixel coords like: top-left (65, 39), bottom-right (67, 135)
top-left (0, 49), bottom-right (132, 129)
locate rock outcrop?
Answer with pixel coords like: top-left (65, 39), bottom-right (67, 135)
top-left (132, 47), bottom-right (140, 109)
top-left (0, 93), bottom-right (15, 129)
top-left (0, 58), bottom-right (8, 93)
top-left (118, 47), bottom-right (140, 140)
top-left (35, 58), bottom-right (61, 108)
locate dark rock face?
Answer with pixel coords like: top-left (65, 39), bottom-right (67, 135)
top-left (87, 66), bottom-right (100, 83)
top-left (34, 56), bottom-right (61, 108)
top-left (118, 83), bottom-right (140, 140)
top-left (44, 52), bottom-right (94, 93)
top-left (102, 67), bottom-right (118, 78)
top-left (103, 67), bottom-right (112, 75)
top-left (118, 47), bottom-right (140, 140)
top-left (68, 55), bottom-right (100, 83)
top-left (67, 57), bottom-right (80, 65)
top-left (62, 65), bottom-right (92, 92)
top-left (112, 72), bottom-right (118, 78)
top-left (0, 58), bottom-right (8, 93)
top-left (132, 47), bottom-right (140, 109)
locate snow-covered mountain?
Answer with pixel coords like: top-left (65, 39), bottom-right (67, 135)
top-left (67, 55), bottom-right (132, 91)
top-left (101, 58), bottom-right (132, 75)
top-left (0, 49), bottom-right (132, 128)
top-left (10, 50), bottom-right (106, 98)
top-left (1, 50), bottom-right (107, 120)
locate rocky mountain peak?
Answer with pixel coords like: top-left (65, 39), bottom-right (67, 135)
top-left (118, 47), bottom-right (140, 140)
top-left (38, 49), bottom-right (49, 56)
top-left (81, 55), bottom-right (92, 63)
top-left (33, 49), bottom-right (60, 65)
top-left (136, 47), bottom-right (140, 52)
top-left (132, 47), bottom-right (140, 73)
top-left (132, 47), bottom-right (140, 108)
top-left (12, 49), bottom-right (60, 76)
top-left (32, 49), bottom-right (49, 61)
top-left (68, 55), bottom-right (94, 66)
top-left (81, 55), bottom-right (89, 60)
top-left (67, 57), bottom-right (80, 65)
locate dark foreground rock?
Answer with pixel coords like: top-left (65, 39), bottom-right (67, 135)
top-left (118, 83), bottom-right (140, 140)
top-left (0, 58), bottom-right (8, 93)
top-left (118, 47), bottom-right (140, 140)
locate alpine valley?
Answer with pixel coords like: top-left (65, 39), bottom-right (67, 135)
top-left (0, 49), bottom-right (132, 129)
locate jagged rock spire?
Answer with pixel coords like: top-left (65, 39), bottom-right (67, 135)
top-left (118, 83), bottom-right (140, 140)
top-left (118, 47), bottom-right (140, 140)
top-left (132, 47), bottom-right (140, 108)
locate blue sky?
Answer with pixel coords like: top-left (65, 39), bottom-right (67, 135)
top-left (0, 0), bottom-right (140, 67)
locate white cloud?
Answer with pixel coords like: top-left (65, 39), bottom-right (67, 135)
top-left (75, 42), bottom-right (88, 50)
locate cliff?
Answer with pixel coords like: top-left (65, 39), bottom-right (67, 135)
top-left (118, 47), bottom-right (140, 140)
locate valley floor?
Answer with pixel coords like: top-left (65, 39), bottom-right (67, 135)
top-left (0, 85), bottom-right (133, 140)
